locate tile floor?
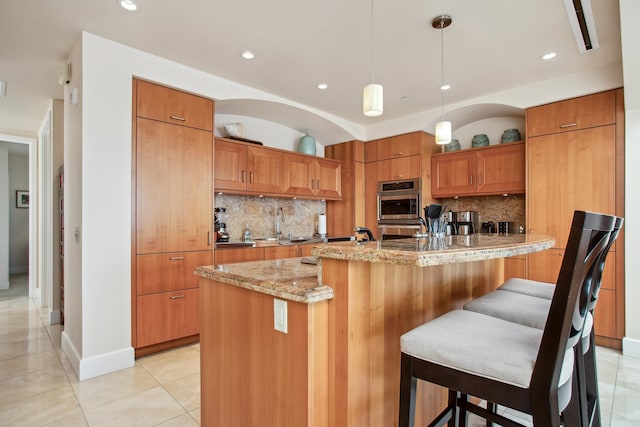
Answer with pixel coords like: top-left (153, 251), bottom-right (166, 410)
top-left (1, 274), bottom-right (640, 426)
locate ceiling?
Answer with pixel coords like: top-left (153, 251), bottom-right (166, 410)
top-left (0, 0), bottom-right (622, 135)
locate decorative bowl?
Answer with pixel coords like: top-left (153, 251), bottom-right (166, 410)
top-left (444, 139), bottom-right (460, 152)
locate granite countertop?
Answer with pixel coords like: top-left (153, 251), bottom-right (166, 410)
top-left (196, 234), bottom-right (554, 304)
top-left (311, 233), bottom-right (555, 267)
top-left (195, 258), bottom-right (332, 304)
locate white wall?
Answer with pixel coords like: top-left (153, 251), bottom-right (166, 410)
top-left (620, 0), bottom-right (640, 358)
top-left (9, 152), bottom-right (29, 274)
top-left (0, 144), bottom-right (8, 289)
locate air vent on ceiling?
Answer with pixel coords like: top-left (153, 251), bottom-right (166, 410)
top-left (563, 0), bottom-right (599, 53)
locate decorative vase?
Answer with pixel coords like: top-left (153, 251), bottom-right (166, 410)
top-left (298, 134), bottom-right (316, 155)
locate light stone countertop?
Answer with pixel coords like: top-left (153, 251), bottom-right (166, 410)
top-left (196, 234), bottom-right (554, 304)
top-left (312, 233), bottom-right (555, 267)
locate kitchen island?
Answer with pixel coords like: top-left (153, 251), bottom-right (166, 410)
top-left (196, 234), bottom-right (554, 426)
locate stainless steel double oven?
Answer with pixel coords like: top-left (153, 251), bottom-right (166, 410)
top-left (377, 178), bottom-right (422, 240)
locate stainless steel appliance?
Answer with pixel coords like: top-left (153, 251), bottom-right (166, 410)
top-left (498, 221), bottom-right (515, 234)
top-left (481, 221), bottom-right (496, 234)
top-left (377, 224), bottom-right (421, 240)
top-left (455, 211), bottom-right (477, 235)
top-left (377, 178), bottom-right (421, 224)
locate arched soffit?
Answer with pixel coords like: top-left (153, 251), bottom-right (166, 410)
top-left (426, 103), bottom-right (524, 131)
top-left (216, 99), bottom-right (356, 145)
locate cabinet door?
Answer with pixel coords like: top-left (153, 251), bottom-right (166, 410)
top-left (504, 256), bottom-right (526, 281)
top-left (215, 247), bottom-right (264, 264)
top-left (136, 118), bottom-right (212, 254)
top-left (476, 143), bottom-right (525, 195)
top-left (526, 90), bottom-right (615, 137)
top-left (527, 126), bottom-right (615, 249)
top-left (431, 151), bottom-right (476, 197)
top-left (314, 158), bottom-right (342, 199)
top-left (136, 288), bottom-right (200, 348)
top-left (527, 249), bottom-right (564, 284)
top-left (377, 155), bottom-right (422, 181)
top-left (283, 153), bottom-right (315, 197)
top-left (214, 139), bottom-right (247, 192)
top-left (264, 245), bottom-right (297, 260)
top-left (137, 251), bottom-right (212, 295)
top-left (365, 162), bottom-right (379, 233)
top-left (377, 133), bottom-right (423, 160)
top-left (136, 80), bottom-right (213, 131)
top-left (247, 146), bottom-right (284, 194)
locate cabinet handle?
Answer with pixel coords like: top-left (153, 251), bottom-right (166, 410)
top-left (242, 170), bottom-right (246, 183)
top-left (169, 256), bottom-right (185, 261)
top-left (470, 175), bottom-right (473, 185)
top-left (207, 231), bottom-right (211, 246)
top-left (170, 295), bottom-right (185, 299)
top-left (559, 123), bottom-right (577, 128)
top-left (394, 152), bottom-right (404, 156)
top-left (311, 179), bottom-right (314, 190)
top-left (169, 115), bottom-right (186, 121)
top-left (250, 171), bottom-right (254, 183)
top-left (316, 179), bottom-right (320, 189)
top-left (393, 175), bottom-right (403, 179)
top-left (478, 174), bottom-right (482, 185)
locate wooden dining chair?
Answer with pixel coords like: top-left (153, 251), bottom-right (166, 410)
top-left (463, 216), bottom-right (622, 427)
top-left (398, 211), bottom-right (616, 427)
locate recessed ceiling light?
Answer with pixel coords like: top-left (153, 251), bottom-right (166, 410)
top-left (242, 50), bottom-right (255, 60)
top-left (119, 0), bottom-right (138, 11)
top-left (317, 83), bottom-right (328, 90)
top-left (401, 96), bottom-right (409, 101)
top-left (440, 84), bottom-right (450, 91)
top-left (542, 52), bottom-right (557, 60)
top-left (0, 80), bottom-right (7, 98)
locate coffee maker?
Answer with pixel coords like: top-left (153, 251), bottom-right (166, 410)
top-left (455, 211), bottom-right (477, 235)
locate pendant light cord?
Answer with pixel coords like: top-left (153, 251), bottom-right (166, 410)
top-left (370, 0), bottom-right (375, 84)
top-left (440, 21), bottom-right (445, 122)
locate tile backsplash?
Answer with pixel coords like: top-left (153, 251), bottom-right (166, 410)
top-left (437, 194), bottom-right (526, 232)
top-left (215, 195), bottom-right (325, 240)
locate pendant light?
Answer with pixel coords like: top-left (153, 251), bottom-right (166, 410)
top-left (433, 15), bottom-right (452, 144)
top-left (363, 0), bottom-right (383, 117)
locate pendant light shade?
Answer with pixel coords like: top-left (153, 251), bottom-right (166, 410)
top-left (363, 83), bottom-right (383, 117)
top-left (435, 121), bottom-right (452, 145)
top-left (363, 0), bottom-right (383, 117)
top-left (433, 15), bottom-right (452, 145)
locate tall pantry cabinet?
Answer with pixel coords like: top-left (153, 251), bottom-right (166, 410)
top-left (526, 88), bottom-right (625, 348)
top-left (132, 79), bottom-right (214, 356)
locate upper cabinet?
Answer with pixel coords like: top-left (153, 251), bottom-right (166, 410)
top-left (431, 142), bottom-right (525, 198)
top-left (215, 137), bottom-right (341, 200)
top-left (136, 80), bottom-right (214, 131)
top-left (376, 132), bottom-right (424, 160)
top-left (526, 90), bottom-right (615, 137)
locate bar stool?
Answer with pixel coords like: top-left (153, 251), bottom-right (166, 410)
top-left (463, 217), bottom-right (622, 427)
top-left (398, 211), bottom-right (616, 427)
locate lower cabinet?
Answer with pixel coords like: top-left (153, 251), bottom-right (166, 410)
top-left (503, 256), bottom-right (526, 281)
top-left (136, 288), bottom-right (200, 348)
top-left (215, 243), bottom-right (318, 264)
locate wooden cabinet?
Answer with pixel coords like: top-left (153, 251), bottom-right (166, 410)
top-left (283, 153), bottom-right (342, 199)
top-left (136, 79), bottom-right (213, 131)
top-left (132, 79), bottom-right (214, 355)
top-left (136, 288), bottom-right (200, 348)
top-left (376, 132), bottom-right (424, 160)
top-left (526, 90), bottom-right (615, 137)
top-left (215, 243), bottom-right (318, 264)
top-left (431, 142), bottom-right (525, 198)
top-left (504, 256), bottom-right (526, 282)
top-left (136, 118), bottom-right (213, 254)
top-left (325, 141), bottom-right (366, 236)
top-left (215, 137), bottom-right (340, 200)
top-left (377, 155), bottom-right (422, 181)
top-left (526, 89), bottom-right (624, 345)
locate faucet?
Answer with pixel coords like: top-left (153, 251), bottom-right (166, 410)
top-left (414, 217), bottom-right (429, 238)
top-left (275, 207), bottom-right (283, 239)
top-left (354, 227), bottom-right (375, 242)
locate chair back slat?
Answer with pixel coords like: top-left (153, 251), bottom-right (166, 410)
top-left (530, 211), bottom-right (616, 406)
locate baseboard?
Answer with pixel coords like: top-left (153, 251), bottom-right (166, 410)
top-left (62, 332), bottom-right (135, 381)
top-left (622, 337), bottom-right (640, 359)
top-left (9, 265), bottom-right (28, 274)
top-left (48, 309), bottom-right (61, 325)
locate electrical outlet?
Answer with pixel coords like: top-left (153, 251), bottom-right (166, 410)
top-left (274, 298), bottom-right (288, 333)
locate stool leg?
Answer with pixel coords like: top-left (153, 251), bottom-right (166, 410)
top-left (486, 402), bottom-right (497, 427)
top-left (457, 393), bottom-right (468, 427)
top-left (448, 389), bottom-right (459, 427)
top-left (584, 331), bottom-right (601, 427)
top-left (399, 353), bottom-right (417, 427)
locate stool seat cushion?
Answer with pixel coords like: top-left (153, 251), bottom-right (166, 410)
top-left (499, 278), bottom-right (554, 299)
top-left (401, 310), bottom-right (573, 391)
top-left (463, 290), bottom-right (550, 329)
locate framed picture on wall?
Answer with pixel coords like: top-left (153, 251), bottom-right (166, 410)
top-left (16, 190), bottom-right (29, 208)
